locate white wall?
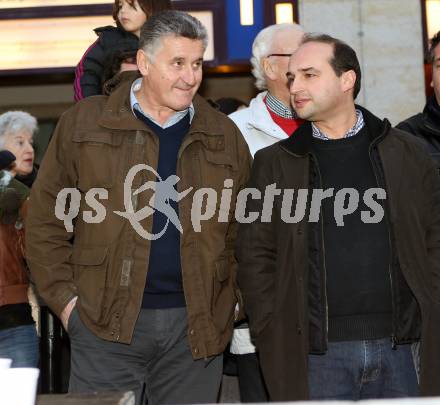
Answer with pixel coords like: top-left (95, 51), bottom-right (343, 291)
top-left (298, 0), bottom-right (426, 125)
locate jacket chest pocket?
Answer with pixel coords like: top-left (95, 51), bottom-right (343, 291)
top-left (72, 131), bottom-right (122, 191)
top-left (199, 136), bottom-right (237, 191)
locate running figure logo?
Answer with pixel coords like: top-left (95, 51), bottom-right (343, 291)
top-left (115, 164), bottom-right (193, 240)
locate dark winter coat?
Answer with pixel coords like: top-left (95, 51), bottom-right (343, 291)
top-left (397, 96), bottom-right (440, 169)
top-left (237, 106), bottom-right (440, 400)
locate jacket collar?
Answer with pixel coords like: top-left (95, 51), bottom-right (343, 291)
top-left (422, 96), bottom-right (440, 136)
top-left (98, 72), bottom-right (223, 136)
top-left (278, 105), bottom-right (391, 157)
top-left (245, 92), bottom-right (288, 140)
top-left (102, 70), bottom-right (135, 98)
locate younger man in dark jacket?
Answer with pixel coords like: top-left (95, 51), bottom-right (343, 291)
top-left (238, 34), bottom-right (440, 402)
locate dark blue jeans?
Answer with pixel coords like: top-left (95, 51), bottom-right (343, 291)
top-left (0, 324), bottom-right (39, 367)
top-left (308, 338), bottom-right (419, 400)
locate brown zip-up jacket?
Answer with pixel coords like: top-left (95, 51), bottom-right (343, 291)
top-left (0, 223), bottom-right (27, 306)
top-left (26, 75), bottom-right (251, 359)
top-left (1, 179), bottom-right (30, 307)
top-left (238, 107), bottom-right (440, 400)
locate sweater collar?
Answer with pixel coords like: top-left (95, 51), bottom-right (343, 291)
top-left (98, 72), bottom-right (223, 136)
top-left (311, 109), bottom-right (365, 141)
top-left (130, 77), bottom-right (195, 129)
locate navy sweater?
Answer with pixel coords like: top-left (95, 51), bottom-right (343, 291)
top-left (312, 126), bottom-right (392, 341)
top-left (134, 110), bottom-right (190, 308)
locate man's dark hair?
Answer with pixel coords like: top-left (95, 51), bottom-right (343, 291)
top-left (301, 33), bottom-right (362, 99)
top-left (429, 30), bottom-right (440, 64)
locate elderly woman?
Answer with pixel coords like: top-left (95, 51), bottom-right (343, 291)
top-left (0, 111), bottom-right (39, 367)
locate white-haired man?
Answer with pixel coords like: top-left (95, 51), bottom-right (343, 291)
top-left (228, 23), bottom-right (304, 402)
top-left (229, 23), bottom-right (304, 156)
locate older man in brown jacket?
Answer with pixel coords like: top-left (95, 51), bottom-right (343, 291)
top-left (26, 11), bottom-right (251, 404)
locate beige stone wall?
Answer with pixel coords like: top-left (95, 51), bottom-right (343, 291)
top-left (298, 0), bottom-right (426, 125)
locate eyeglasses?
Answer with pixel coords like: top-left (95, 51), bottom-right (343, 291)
top-left (267, 53), bottom-right (292, 58)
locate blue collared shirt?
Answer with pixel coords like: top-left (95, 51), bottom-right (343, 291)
top-left (130, 77), bottom-right (195, 129)
top-left (312, 109), bottom-right (365, 141)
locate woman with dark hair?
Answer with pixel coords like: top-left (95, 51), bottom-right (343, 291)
top-left (74, 0), bottom-right (172, 101)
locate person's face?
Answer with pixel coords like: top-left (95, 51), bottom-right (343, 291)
top-left (263, 29), bottom-right (304, 99)
top-left (137, 36), bottom-right (204, 113)
top-left (287, 42), bottom-right (355, 121)
top-left (432, 43), bottom-right (440, 105)
top-left (117, 0), bottom-right (147, 36)
top-left (3, 130), bottom-right (34, 177)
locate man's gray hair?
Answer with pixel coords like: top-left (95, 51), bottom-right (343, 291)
top-left (251, 23), bottom-right (303, 90)
top-left (139, 10), bottom-right (208, 60)
top-left (0, 111), bottom-right (37, 149)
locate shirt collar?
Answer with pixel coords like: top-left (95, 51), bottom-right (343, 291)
top-left (312, 109), bottom-right (365, 141)
top-left (130, 77), bottom-right (195, 129)
top-left (265, 92), bottom-right (297, 119)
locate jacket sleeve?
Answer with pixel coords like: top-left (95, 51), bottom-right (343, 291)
top-left (227, 124), bottom-right (252, 250)
top-left (224, 124), bottom-right (252, 320)
top-left (25, 112), bottom-right (78, 317)
top-left (236, 148), bottom-right (278, 338)
top-left (0, 176), bottom-right (29, 225)
top-left (73, 36), bottom-right (105, 101)
top-left (395, 120), bottom-right (412, 133)
top-left (424, 151), bottom-right (440, 303)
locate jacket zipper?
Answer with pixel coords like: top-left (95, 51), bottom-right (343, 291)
top-left (310, 152), bottom-right (329, 347)
top-left (424, 121), bottom-right (440, 137)
top-left (281, 120), bottom-right (397, 350)
top-left (368, 139), bottom-right (397, 349)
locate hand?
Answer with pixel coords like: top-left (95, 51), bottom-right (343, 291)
top-left (0, 151), bottom-right (16, 171)
top-left (60, 296), bottom-right (78, 331)
top-left (234, 303), bottom-right (240, 321)
top-left (0, 178), bottom-right (31, 224)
